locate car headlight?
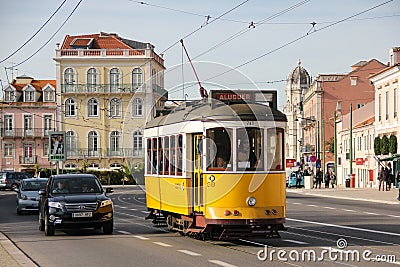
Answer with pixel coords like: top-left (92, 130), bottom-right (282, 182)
top-left (100, 199), bottom-right (113, 208)
top-left (48, 201), bottom-right (63, 209)
top-left (246, 196), bottom-right (256, 206)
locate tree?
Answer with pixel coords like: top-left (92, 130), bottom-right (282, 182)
top-left (389, 134), bottom-right (398, 155)
top-left (374, 136), bottom-right (381, 155)
top-left (326, 137), bottom-right (334, 153)
top-left (381, 135), bottom-right (389, 155)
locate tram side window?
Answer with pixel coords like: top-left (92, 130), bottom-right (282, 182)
top-left (266, 128), bottom-right (284, 171)
top-left (206, 128), bottom-right (232, 171)
top-left (152, 138), bottom-right (158, 174)
top-left (177, 135), bottom-right (183, 175)
top-left (237, 128), bottom-right (263, 170)
top-left (158, 137), bottom-right (163, 174)
top-left (170, 136), bottom-right (176, 175)
top-left (146, 139), bottom-right (152, 174)
top-left (163, 137), bottom-right (170, 175)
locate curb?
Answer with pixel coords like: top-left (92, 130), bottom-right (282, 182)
top-left (0, 232), bottom-right (37, 267)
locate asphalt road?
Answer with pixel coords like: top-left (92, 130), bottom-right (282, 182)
top-left (0, 187), bottom-right (399, 267)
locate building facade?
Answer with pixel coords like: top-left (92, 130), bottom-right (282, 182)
top-left (0, 76), bottom-right (57, 175)
top-left (54, 32), bottom-right (166, 171)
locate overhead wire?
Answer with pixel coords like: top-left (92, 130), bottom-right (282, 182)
top-left (0, 0), bottom-right (67, 64)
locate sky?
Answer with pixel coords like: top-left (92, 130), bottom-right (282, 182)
top-left (0, 0), bottom-right (399, 108)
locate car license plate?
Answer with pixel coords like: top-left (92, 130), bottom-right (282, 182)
top-left (72, 212), bottom-right (92, 218)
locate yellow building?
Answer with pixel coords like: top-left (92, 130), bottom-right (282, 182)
top-left (54, 32), bottom-right (166, 172)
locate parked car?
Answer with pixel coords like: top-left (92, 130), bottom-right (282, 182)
top-left (0, 172), bottom-right (30, 190)
top-left (286, 171), bottom-right (304, 188)
top-left (38, 173), bottom-right (114, 236)
top-left (16, 178), bottom-right (48, 215)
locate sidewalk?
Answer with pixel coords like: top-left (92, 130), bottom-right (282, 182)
top-left (287, 187), bottom-right (400, 205)
top-left (0, 232), bottom-right (36, 267)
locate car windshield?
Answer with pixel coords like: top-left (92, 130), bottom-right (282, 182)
top-left (21, 180), bottom-right (47, 191)
top-left (52, 177), bottom-right (102, 194)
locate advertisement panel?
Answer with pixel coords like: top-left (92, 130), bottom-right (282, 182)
top-left (49, 132), bottom-right (66, 162)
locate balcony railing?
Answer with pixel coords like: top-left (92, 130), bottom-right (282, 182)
top-left (66, 148), bottom-right (143, 158)
top-left (1, 128), bottom-right (56, 138)
top-left (19, 155), bottom-right (37, 165)
top-left (106, 148), bottom-right (143, 157)
top-left (61, 84), bottom-right (145, 94)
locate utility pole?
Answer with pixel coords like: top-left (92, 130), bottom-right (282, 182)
top-left (334, 111), bottom-right (337, 179)
top-left (350, 103), bottom-right (353, 175)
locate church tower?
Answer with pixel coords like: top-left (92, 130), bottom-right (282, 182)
top-left (284, 60), bottom-right (311, 164)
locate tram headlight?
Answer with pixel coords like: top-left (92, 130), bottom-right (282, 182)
top-left (246, 196), bottom-right (256, 207)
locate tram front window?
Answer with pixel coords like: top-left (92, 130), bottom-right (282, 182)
top-left (237, 128), bottom-right (262, 171)
top-left (206, 128), bottom-right (232, 170)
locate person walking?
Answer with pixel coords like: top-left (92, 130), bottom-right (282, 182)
top-left (296, 170), bottom-right (302, 188)
top-left (324, 170), bottom-right (330, 188)
top-left (386, 162), bottom-right (392, 191)
top-left (315, 168), bottom-right (322, 189)
top-left (329, 171), bottom-right (336, 188)
top-left (379, 166), bottom-right (386, 191)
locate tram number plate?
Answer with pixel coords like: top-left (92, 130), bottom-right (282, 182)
top-left (72, 212), bottom-right (92, 218)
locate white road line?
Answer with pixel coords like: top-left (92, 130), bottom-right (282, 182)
top-left (287, 218), bottom-right (400, 237)
top-left (177, 250), bottom-right (202, 256)
top-left (343, 209), bottom-right (356, 212)
top-left (322, 207), bottom-right (336, 210)
top-left (283, 239), bottom-right (309, 245)
top-left (291, 202), bottom-right (302, 205)
top-left (387, 214), bottom-right (400, 218)
top-left (133, 235), bottom-right (149, 240)
top-left (140, 211), bottom-right (149, 213)
top-left (363, 212), bottom-right (379, 215)
top-left (129, 208), bottom-right (137, 211)
top-left (153, 242), bottom-right (172, 247)
top-left (119, 206), bottom-right (127, 209)
top-left (208, 260), bottom-right (237, 267)
top-left (307, 204), bottom-right (318, 207)
top-left (239, 239), bottom-right (265, 246)
top-left (117, 230), bottom-right (131, 235)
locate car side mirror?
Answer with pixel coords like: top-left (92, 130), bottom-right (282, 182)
top-left (105, 188), bottom-right (114, 193)
top-left (38, 189), bottom-right (46, 196)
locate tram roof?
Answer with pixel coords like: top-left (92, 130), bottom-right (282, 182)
top-left (145, 102), bottom-right (287, 129)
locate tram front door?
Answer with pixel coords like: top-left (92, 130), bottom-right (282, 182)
top-left (193, 134), bottom-right (204, 213)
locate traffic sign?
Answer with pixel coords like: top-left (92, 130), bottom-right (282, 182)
top-left (310, 155), bottom-right (317, 162)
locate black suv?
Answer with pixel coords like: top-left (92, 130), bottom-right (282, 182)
top-left (38, 174), bottom-right (114, 236)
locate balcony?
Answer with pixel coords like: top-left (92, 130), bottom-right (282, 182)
top-left (61, 84), bottom-right (145, 94)
top-left (19, 155), bottom-right (37, 165)
top-left (106, 148), bottom-right (143, 157)
top-left (1, 128), bottom-right (56, 138)
top-left (66, 148), bottom-right (143, 158)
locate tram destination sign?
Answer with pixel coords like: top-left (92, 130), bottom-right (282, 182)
top-left (210, 90), bottom-right (277, 109)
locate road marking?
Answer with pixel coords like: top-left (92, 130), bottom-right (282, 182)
top-left (387, 214), bottom-right (400, 218)
top-left (287, 218), bottom-right (400, 237)
top-left (322, 207), bottom-right (336, 210)
top-left (119, 206), bottom-right (127, 209)
top-left (177, 250), bottom-right (201, 256)
top-left (283, 239), bottom-right (309, 245)
top-left (133, 235), bottom-right (149, 240)
top-left (140, 211), bottom-right (148, 213)
top-left (208, 260), bottom-right (237, 267)
top-left (117, 230), bottom-right (131, 235)
top-left (129, 208), bottom-right (137, 211)
top-left (363, 212), bottom-right (379, 215)
top-left (307, 204), bottom-right (318, 207)
top-left (343, 209), bottom-right (356, 212)
top-left (291, 202), bottom-right (301, 205)
top-left (239, 239), bottom-right (265, 246)
top-left (153, 242), bottom-right (172, 247)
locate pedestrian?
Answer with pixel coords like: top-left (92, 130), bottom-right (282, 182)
top-left (397, 172), bottom-right (400, 201)
top-left (296, 170), bottom-right (302, 188)
top-left (386, 163), bottom-right (392, 191)
top-left (378, 166), bottom-right (386, 191)
top-left (324, 170), bottom-right (330, 188)
top-left (315, 168), bottom-right (322, 189)
top-left (330, 171), bottom-right (336, 188)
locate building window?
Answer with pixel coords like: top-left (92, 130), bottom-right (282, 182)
top-left (88, 98), bottom-right (99, 117)
top-left (350, 76), bottom-right (358, 86)
top-left (88, 162), bottom-right (100, 168)
top-left (357, 103), bottom-right (364, 109)
top-left (394, 88), bottom-right (397, 118)
top-left (133, 130), bottom-right (143, 156)
top-left (43, 142), bottom-right (49, 157)
top-left (4, 115), bottom-right (13, 136)
top-left (109, 98), bottom-right (121, 118)
top-left (132, 68), bottom-right (143, 90)
top-left (65, 163), bottom-right (77, 169)
top-left (110, 68), bottom-right (120, 92)
top-left (87, 68), bottom-right (98, 92)
top-left (24, 89), bottom-right (35, 102)
top-left (110, 130), bottom-right (120, 154)
top-left (88, 131), bottom-right (99, 156)
top-left (65, 98), bottom-right (76, 117)
top-left (43, 88), bottom-right (54, 102)
top-left (23, 143), bottom-right (34, 162)
top-left (4, 143), bottom-right (13, 157)
top-left (24, 115), bottom-right (34, 136)
top-left (132, 98), bottom-right (143, 116)
top-left (110, 162), bottom-right (122, 169)
top-left (66, 130), bottom-right (77, 157)
top-left (43, 115), bottom-right (53, 135)
top-left (386, 91), bottom-right (389, 120)
top-left (4, 89), bottom-right (15, 102)
top-left (64, 68), bottom-right (75, 92)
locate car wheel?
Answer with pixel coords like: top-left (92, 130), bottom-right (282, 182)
top-left (11, 184), bottom-right (18, 191)
top-left (17, 208), bottom-right (22, 215)
top-left (39, 211), bottom-right (45, 231)
top-left (44, 214), bottom-right (55, 236)
top-left (103, 219), bottom-right (113, 234)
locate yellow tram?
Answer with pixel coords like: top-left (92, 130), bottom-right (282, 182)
top-left (144, 90), bottom-right (287, 239)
